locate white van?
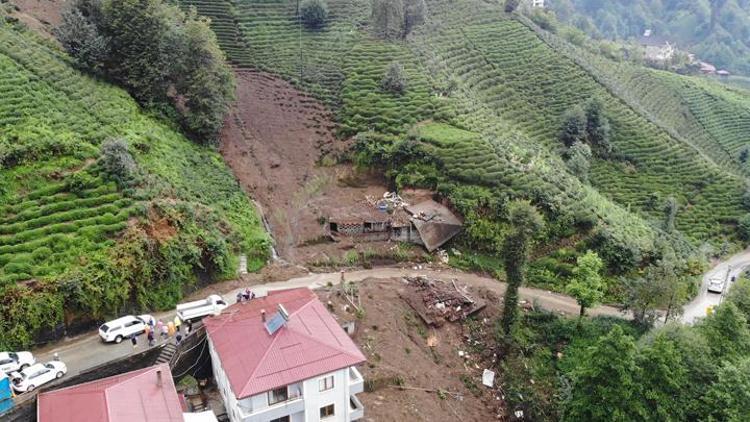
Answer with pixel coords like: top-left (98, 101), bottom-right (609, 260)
top-left (98, 314), bottom-right (154, 343)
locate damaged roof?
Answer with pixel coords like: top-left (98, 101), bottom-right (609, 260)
top-left (406, 200), bottom-right (463, 252)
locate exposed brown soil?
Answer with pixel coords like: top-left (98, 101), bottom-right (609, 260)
top-left (8, 0), bottom-right (63, 39)
top-left (317, 278), bottom-right (505, 422)
top-left (220, 71), bottom-right (398, 264)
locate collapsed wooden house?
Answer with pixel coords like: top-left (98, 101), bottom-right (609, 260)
top-left (327, 198), bottom-right (462, 252)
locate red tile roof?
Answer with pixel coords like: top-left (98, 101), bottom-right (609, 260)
top-left (205, 288), bottom-right (366, 399)
top-left (37, 364), bottom-right (183, 422)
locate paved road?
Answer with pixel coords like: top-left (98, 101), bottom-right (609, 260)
top-left (32, 266), bottom-right (624, 379)
top-left (682, 249), bottom-right (750, 324)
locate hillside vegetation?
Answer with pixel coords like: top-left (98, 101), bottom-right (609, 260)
top-left (549, 0), bottom-right (750, 75)
top-left (182, 0), bottom-right (748, 276)
top-left (0, 21), bottom-right (268, 348)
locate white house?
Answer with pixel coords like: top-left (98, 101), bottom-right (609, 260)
top-left (205, 288), bottom-right (366, 422)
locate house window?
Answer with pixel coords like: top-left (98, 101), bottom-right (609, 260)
top-left (319, 375), bottom-right (334, 391)
top-left (268, 386), bottom-right (289, 405)
top-left (270, 417), bottom-right (290, 422)
top-left (320, 404), bottom-right (335, 419)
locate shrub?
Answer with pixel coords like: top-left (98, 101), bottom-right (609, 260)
top-left (566, 141), bottom-right (592, 182)
top-left (300, 0), bottom-right (328, 29)
top-left (381, 62), bottom-right (407, 95)
top-left (99, 139), bottom-right (138, 187)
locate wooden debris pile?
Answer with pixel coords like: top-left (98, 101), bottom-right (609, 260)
top-left (400, 276), bottom-right (486, 327)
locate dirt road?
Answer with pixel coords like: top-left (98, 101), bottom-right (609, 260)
top-left (32, 266), bottom-right (624, 380)
top-left (682, 248), bottom-right (750, 324)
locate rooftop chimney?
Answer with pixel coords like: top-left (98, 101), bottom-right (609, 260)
top-left (261, 309), bottom-right (267, 322)
top-left (156, 369), bottom-right (162, 387)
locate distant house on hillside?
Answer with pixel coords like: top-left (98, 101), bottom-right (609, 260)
top-left (531, 0), bottom-right (545, 7)
top-left (699, 61), bottom-right (717, 75)
top-left (205, 288), bottom-right (366, 422)
top-left (639, 29), bottom-right (675, 63)
top-left (717, 69), bottom-right (731, 78)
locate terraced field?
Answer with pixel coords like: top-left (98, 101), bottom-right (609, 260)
top-left (186, 0), bottom-right (748, 255)
top-left (411, 2), bottom-right (746, 242)
top-left (0, 22), bottom-right (268, 344)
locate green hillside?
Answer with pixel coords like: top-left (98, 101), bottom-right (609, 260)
top-left (184, 0), bottom-right (747, 268)
top-left (0, 22), bottom-right (268, 347)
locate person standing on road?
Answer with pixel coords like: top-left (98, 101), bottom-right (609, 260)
top-left (167, 321), bottom-right (175, 337)
top-left (147, 329), bottom-right (155, 347)
top-left (144, 324), bottom-right (151, 339)
top-left (175, 333), bottom-right (182, 346)
top-left (174, 315), bottom-right (182, 333)
top-left (160, 321), bottom-right (168, 339)
top-left (187, 320), bottom-right (193, 335)
top-left (130, 334), bottom-right (138, 348)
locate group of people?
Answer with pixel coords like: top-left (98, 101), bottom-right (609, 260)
top-left (130, 315), bottom-right (193, 348)
top-left (236, 288), bottom-right (256, 303)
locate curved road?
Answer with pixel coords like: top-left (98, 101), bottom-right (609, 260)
top-left (33, 266), bottom-right (623, 379)
top-left (682, 249), bottom-right (750, 324)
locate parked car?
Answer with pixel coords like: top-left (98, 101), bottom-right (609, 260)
top-left (0, 352), bottom-right (35, 375)
top-left (98, 314), bottom-right (154, 344)
top-left (10, 361), bottom-right (67, 393)
top-left (176, 294), bottom-right (228, 322)
top-left (707, 278), bottom-right (725, 294)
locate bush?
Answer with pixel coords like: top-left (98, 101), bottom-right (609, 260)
top-left (99, 139), bottom-right (138, 187)
top-left (381, 62), bottom-right (407, 95)
top-left (300, 0), bottom-right (328, 29)
top-left (371, 0), bottom-right (405, 40)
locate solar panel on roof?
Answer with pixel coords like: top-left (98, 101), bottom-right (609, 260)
top-left (265, 312), bottom-right (286, 335)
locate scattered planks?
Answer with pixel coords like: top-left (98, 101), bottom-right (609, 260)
top-left (400, 276), bottom-right (486, 327)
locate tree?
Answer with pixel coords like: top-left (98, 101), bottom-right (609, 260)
top-left (562, 325), bottom-right (645, 421)
top-left (371, 0), bottom-right (405, 40)
top-left (647, 251), bottom-right (688, 323)
top-left (99, 138), bottom-right (138, 187)
top-left (565, 141), bottom-right (591, 182)
top-left (381, 62), bottom-right (407, 95)
top-left (584, 99), bottom-right (612, 156)
top-left (726, 277), bottom-right (750, 320)
top-left (55, 7), bottom-right (109, 74)
top-left (703, 358), bottom-right (750, 422)
top-left (501, 200), bottom-right (544, 337)
top-left (699, 302), bottom-right (750, 360)
top-left (403, 0), bottom-right (426, 36)
top-left (100, 0), bottom-right (179, 103)
top-left (300, 0), bottom-right (328, 29)
top-left (636, 334), bottom-right (688, 421)
top-left (560, 105), bottom-right (587, 147)
top-left (174, 15), bottom-right (236, 143)
top-left (566, 250), bottom-right (605, 316)
top-left (738, 213), bottom-right (750, 241)
top-left (505, 0), bottom-right (522, 13)
top-left (663, 196), bottom-right (678, 234)
top-left (56, 0), bottom-right (235, 142)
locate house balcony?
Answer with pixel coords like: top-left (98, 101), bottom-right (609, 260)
top-left (349, 394), bottom-right (364, 421)
top-left (349, 366), bottom-right (364, 395)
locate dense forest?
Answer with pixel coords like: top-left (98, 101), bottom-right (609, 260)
top-left (549, 0), bottom-right (750, 74)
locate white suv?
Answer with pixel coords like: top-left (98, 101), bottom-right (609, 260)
top-left (0, 351), bottom-right (35, 374)
top-left (11, 361), bottom-right (67, 393)
top-left (98, 314), bottom-right (154, 343)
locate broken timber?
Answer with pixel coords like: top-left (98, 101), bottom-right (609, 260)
top-left (400, 276), bottom-right (486, 327)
